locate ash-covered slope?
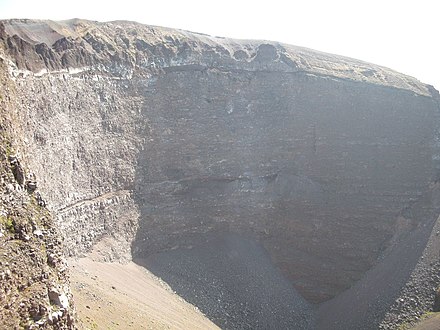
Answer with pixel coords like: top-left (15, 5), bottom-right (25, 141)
top-left (0, 18), bottom-right (439, 329)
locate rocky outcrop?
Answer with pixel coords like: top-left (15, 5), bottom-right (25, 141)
top-left (0, 18), bottom-right (439, 329)
top-left (380, 213), bottom-right (440, 329)
top-left (0, 57), bottom-right (75, 329)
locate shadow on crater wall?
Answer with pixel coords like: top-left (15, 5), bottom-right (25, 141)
top-left (131, 67), bottom-right (440, 328)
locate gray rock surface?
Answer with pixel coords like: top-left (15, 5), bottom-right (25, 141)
top-left (0, 57), bottom-right (76, 328)
top-left (141, 233), bottom-right (314, 329)
top-left (380, 212), bottom-right (440, 329)
top-left (1, 18), bottom-right (440, 329)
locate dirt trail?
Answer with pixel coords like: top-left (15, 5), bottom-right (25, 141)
top-left (69, 258), bottom-right (219, 330)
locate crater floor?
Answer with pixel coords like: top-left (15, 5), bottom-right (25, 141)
top-left (70, 258), bottom-right (219, 330)
top-left (138, 233), bottom-right (314, 329)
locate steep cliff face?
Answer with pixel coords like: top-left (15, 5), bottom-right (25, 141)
top-left (1, 18), bottom-right (439, 329)
top-left (133, 69), bottom-right (438, 303)
top-left (0, 55), bottom-right (75, 329)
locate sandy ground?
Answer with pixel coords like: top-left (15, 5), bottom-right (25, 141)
top-left (411, 313), bottom-right (440, 330)
top-left (69, 258), bottom-right (219, 330)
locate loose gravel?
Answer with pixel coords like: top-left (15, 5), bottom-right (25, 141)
top-left (142, 233), bottom-right (314, 330)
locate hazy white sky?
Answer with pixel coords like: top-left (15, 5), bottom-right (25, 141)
top-left (0, 0), bottom-right (439, 89)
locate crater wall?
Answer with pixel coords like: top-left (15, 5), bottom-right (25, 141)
top-left (1, 19), bottom-right (440, 327)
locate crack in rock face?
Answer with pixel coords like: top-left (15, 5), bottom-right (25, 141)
top-left (1, 18), bottom-right (440, 330)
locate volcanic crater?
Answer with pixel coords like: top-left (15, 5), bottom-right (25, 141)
top-left (0, 18), bottom-right (440, 329)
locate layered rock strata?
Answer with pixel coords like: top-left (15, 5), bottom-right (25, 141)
top-left (0, 56), bottom-right (76, 329)
top-left (1, 18), bottom-right (439, 329)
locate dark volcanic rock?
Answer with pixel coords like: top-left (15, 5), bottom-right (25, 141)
top-left (141, 233), bottom-right (314, 329)
top-left (379, 212), bottom-right (440, 329)
top-left (132, 68), bottom-right (439, 303)
top-left (0, 18), bottom-right (439, 329)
